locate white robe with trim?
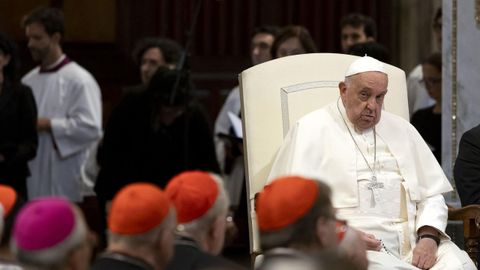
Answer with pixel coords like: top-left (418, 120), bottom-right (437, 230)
top-left (22, 61), bottom-right (102, 202)
top-left (267, 102), bottom-right (457, 261)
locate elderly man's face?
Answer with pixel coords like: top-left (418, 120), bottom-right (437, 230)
top-left (339, 71), bottom-right (388, 131)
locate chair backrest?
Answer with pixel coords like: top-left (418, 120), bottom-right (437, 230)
top-left (239, 53), bottom-right (408, 254)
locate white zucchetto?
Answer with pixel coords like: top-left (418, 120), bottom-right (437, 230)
top-left (345, 55), bottom-right (386, 77)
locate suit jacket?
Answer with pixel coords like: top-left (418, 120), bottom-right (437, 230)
top-left (454, 124), bottom-right (480, 205)
top-left (165, 237), bottom-right (247, 270)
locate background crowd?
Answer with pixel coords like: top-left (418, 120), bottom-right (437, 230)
top-left (1, 2), bottom-right (479, 270)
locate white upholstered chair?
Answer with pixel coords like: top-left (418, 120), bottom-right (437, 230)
top-left (239, 53), bottom-right (480, 265)
top-left (238, 53), bottom-right (409, 258)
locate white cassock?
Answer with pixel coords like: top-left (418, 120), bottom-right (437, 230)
top-left (268, 101), bottom-right (475, 270)
top-left (214, 86), bottom-right (244, 207)
top-left (22, 57), bottom-right (102, 202)
top-left (407, 65), bottom-right (435, 117)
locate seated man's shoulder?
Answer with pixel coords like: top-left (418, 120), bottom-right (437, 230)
top-left (298, 106), bottom-right (331, 126)
top-left (382, 110), bottom-right (412, 127)
top-left (463, 124), bottom-right (480, 141)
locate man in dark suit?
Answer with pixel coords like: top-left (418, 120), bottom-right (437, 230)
top-left (91, 183), bottom-right (176, 270)
top-left (164, 171), bottom-right (246, 270)
top-left (454, 124), bottom-right (480, 206)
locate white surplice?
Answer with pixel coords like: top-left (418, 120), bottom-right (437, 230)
top-left (268, 101), bottom-right (475, 269)
top-left (214, 86), bottom-right (244, 207)
top-left (407, 64), bottom-right (435, 117)
top-left (22, 59), bottom-right (102, 202)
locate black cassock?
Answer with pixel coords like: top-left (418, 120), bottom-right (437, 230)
top-left (95, 90), bottom-right (220, 201)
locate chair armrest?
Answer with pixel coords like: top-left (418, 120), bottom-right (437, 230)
top-left (447, 204), bottom-right (480, 266)
top-left (448, 204), bottom-right (480, 222)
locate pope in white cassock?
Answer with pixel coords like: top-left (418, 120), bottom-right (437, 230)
top-left (21, 7), bottom-right (102, 202)
top-left (267, 56), bottom-right (475, 269)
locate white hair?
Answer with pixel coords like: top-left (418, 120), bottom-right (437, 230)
top-left (11, 206), bottom-right (88, 270)
top-left (108, 207), bottom-right (175, 248)
top-left (178, 173), bottom-right (230, 236)
top-left (344, 76), bottom-right (353, 87)
top-left (260, 181), bottom-right (334, 251)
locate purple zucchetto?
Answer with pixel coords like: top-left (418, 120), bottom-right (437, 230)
top-left (12, 197), bottom-right (76, 251)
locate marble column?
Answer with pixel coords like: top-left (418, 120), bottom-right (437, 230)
top-left (443, 0), bottom-right (480, 203)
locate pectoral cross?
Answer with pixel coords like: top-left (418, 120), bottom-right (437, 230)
top-left (367, 175), bottom-right (384, 207)
top-left (366, 175), bottom-right (384, 190)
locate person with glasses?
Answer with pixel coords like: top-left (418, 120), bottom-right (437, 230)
top-left (271, 25), bottom-right (317, 59)
top-left (411, 53), bottom-right (442, 163)
top-left (164, 171), bottom-right (247, 270)
top-left (407, 8), bottom-right (442, 117)
top-left (256, 176), bottom-right (368, 270)
top-left (214, 26), bottom-right (279, 254)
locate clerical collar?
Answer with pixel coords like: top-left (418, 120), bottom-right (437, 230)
top-left (174, 235), bottom-right (201, 249)
top-left (39, 55), bottom-right (71, 73)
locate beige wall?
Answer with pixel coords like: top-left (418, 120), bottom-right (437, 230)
top-left (63, 0), bottom-right (116, 42)
top-left (0, 0), bottom-right (50, 39)
top-left (443, 0), bottom-right (480, 201)
top-left (0, 0), bottom-right (115, 43)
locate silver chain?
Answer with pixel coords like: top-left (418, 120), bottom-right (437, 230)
top-left (380, 239), bottom-right (393, 255)
top-left (336, 98), bottom-right (377, 180)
